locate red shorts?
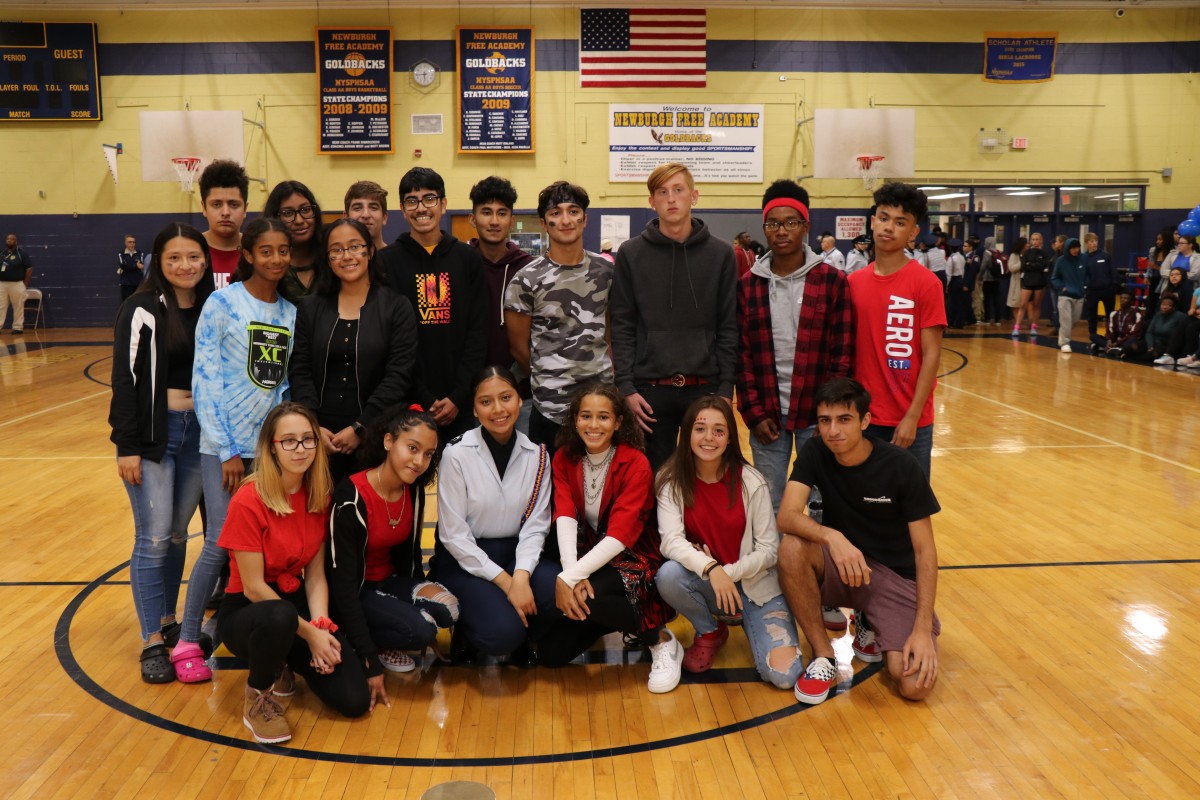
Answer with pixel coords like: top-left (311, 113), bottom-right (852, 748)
top-left (819, 546), bottom-right (940, 653)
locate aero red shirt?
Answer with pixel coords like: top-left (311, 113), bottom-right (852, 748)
top-left (682, 473), bottom-right (746, 567)
top-left (209, 247), bottom-right (239, 290)
top-left (218, 483), bottom-right (328, 594)
top-left (847, 260), bottom-right (947, 427)
top-left (349, 470), bottom-right (413, 582)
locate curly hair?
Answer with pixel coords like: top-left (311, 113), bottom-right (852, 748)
top-left (555, 383), bottom-right (644, 458)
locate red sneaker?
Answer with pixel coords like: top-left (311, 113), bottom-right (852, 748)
top-left (852, 612), bottom-right (882, 663)
top-left (682, 622), bottom-right (728, 673)
top-left (794, 656), bottom-right (838, 705)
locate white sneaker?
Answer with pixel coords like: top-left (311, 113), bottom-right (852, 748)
top-left (647, 629), bottom-right (684, 693)
top-left (1153, 354), bottom-right (1176, 366)
top-left (1178, 355), bottom-right (1197, 366)
top-left (822, 606), bottom-right (849, 631)
top-left (1060, 344), bottom-right (1072, 353)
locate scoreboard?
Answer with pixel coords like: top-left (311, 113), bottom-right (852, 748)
top-left (0, 22), bottom-right (101, 121)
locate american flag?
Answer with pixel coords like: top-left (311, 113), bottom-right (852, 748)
top-left (579, 8), bottom-right (706, 88)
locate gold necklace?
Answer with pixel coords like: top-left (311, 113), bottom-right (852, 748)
top-left (371, 469), bottom-right (407, 527)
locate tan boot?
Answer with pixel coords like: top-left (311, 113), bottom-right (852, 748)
top-left (271, 666), bottom-right (295, 697)
top-left (244, 684), bottom-right (291, 744)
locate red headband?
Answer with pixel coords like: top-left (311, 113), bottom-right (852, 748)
top-left (763, 198), bottom-right (810, 222)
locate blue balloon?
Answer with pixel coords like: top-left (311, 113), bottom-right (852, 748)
top-left (1179, 219), bottom-right (1200, 238)
top-left (1188, 206), bottom-right (1200, 222)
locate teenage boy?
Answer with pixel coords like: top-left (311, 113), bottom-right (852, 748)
top-left (609, 162), bottom-right (738, 469)
top-left (198, 160), bottom-right (249, 290)
top-left (377, 167), bottom-right (487, 440)
top-left (505, 181), bottom-right (612, 449)
top-left (1083, 232), bottom-right (1120, 352)
top-left (776, 377), bottom-right (941, 705)
top-left (1101, 289), bottom-right (1143, 357)
top-left (344, 180), bottom-right (389, 252)
top-left (118, 234), bottom-right (144, 302)
top-left (847, 182), bottom-right (945, 478)
top-left (737, 179), bottom-right (853, 513)
top-left (734, 231), bottom-right (755, 277)
top-left (468, 176), bottom-right (535, 431)
top-left (1, 233), bottom-right (33, 334)
top-left (1050, 238), bottom-right (1088, 352)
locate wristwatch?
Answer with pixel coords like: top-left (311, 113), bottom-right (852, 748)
top-left (352, 421), bottom-right (365, 437)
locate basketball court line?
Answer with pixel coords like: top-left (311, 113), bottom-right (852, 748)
top-left (934, 444), bottom-right (1119, 452)
top-left (0, 389), bottom-right (110, 429)
top-left (938, 382), bottom-right (1200, 475)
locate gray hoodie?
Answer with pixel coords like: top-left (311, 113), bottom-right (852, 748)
top-left (749, 244), bottom-right (826, 417)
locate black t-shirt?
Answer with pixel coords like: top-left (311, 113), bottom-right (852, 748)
top-left (789, 435), bottom-right (940, 580)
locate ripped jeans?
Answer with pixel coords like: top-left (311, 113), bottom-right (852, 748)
top-left (359, 575), bottom-right (459, 651)
top-left (656, 560), bottom-right (803, 689)
top-left (122, 410), bottom-right (204, 641)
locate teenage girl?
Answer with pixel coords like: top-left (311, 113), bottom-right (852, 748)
top-left (655, 395), bottom-right (804, 691)
top-left (538, 384), bottom-right (675, 680)
top-left (326, 405), bottom-right (459, 711)
top-left (175, 218), bottom-right (297, 682)
top-left (289, 218), bottom-right (417, 483)
top-left (217, 402), bottom-right (369, 744)
top-left (430, 366), bottom-right (558, 663)
top-left (263, 180), bottom-right (322, 302)
top-left (109, 223), bottom-right (214, 683)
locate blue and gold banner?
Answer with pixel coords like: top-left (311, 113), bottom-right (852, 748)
top-left (316, 27), bottom-right (392, 154)
top-left (983, 33), bottom-right (1057, 83)
top-left (457, 26), bottom-right (535, 153)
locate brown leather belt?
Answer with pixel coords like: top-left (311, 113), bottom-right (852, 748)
top-left (650, 374), bottom-right (710, 388)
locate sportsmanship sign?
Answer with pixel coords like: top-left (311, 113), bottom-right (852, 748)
top-left (316, 27), bottom-right (393, 154)
top-left (608, 104), bottom-right (763, 183)
top-left (983, 33), bottom-right (1057, 83)
top-left (457, 26), bottom-right (535, 153)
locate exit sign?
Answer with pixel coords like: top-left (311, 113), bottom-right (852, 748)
top-left (1011, 137), bottom-right (1029, 150)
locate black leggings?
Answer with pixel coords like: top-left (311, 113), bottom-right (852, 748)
top-left (218, 590), bottom-right (370, 718)
top-left (535, 565), bottom-right (644, 668)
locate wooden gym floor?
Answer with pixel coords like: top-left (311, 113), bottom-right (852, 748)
top-left (1, 325), bottom-right (1197, 799)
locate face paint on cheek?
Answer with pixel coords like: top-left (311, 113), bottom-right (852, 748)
top-left (545, 219), bottom-right (557, 229)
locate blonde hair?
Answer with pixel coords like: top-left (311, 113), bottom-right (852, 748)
top-left (1084, 232), bottom-right (1098, 243)
top-left (646, 162), bottom-right (694, 195)
top-left (250, 402), bottom-right (332, 515)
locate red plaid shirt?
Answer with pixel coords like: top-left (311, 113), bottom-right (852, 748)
top-left (737, 263), bottom-right (854, 432)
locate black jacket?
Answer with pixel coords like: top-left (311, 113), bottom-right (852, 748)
top-left (376, 233), bottom-right (488, 415)
top-left (326, 476), bottom-right (427, 678)
top-left (288, 284), bottom-right (417, 430)
top-left (108, 292), bottom-right (180, 461)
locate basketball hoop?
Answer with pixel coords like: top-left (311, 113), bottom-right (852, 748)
top-left (856, 154), bottom-right (885, 190)
top-left (170, 157), bottom-right (202, 193)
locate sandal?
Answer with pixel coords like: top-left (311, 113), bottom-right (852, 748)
top-left (140, 643), bottom-right (175, 684)
top-left (172, 641), bottom-right (212, 683)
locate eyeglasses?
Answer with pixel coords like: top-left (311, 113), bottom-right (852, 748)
top-left (274, 435), bottom-right (319, 451)
top-left (163, 254), bottom-right (207, 266)
top-left (763, 219), bottom-right (805, 232)
top-left (401, 193), bottom-right (442, 210)
top-left (328, 243), bottom-right (369, 260)
top-left (278, 204), bottom-right (317, 222)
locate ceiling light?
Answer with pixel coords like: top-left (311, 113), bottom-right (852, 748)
top-left (927, 193), bottom-right (970, 200)
top-left (1059, 186), bottom-right (1085, 190)
top-left (918, 186), bottom-right (947, 191)
top-left (997, 186), bottom-right (1030, 191)
top-left (1006, 191), bottom-right (1047, 196)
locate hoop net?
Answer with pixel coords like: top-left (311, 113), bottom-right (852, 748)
top-left (171, 157), bottom-right (202, 193)
top-left (856, 154), bottom-right (885, 190)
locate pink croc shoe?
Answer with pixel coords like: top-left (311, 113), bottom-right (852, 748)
top-left (172, 641), bottom-right (212, 683)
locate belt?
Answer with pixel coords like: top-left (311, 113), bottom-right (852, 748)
top-left (650, 374), bottom-right (710, 388)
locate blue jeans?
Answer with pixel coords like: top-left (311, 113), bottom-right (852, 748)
top-left (748, 424), bottom-right (815, 514)
top-left (866, 422), bottom-right (933, 479)
top-left (180, 453), bottom-right (249, 642)
top-left (655, 560), bottom-right (803, 689)
top-left (123, 410), bottom-right (204, 641)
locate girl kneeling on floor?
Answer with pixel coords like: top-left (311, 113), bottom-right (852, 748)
top-left (539, 385), bottom-right (676, 690)
top-left (218, 402), bottom-right (369, 744)
top-left (655, 396), bottom-right (804, 691)
top-left (326, 405), bottom-right (459, 712)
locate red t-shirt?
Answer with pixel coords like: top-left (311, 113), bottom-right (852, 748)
top-left (218, 483), bottom-right (328, 594)
top-left (209, 246), bottom-right (239, 290)
top-left (682, 474), bottom-right (745, 567)
top-left (349, 470), bottom-right (413, 582)
top-left (847, 260), bottom-right (947, 427)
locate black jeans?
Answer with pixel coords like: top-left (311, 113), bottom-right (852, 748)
top-left (637, 382), bottom-right (716, 471)
top-left (536, 565), bottom-right (644, 667)
top-left (982, 282), bottom-right (1003, 322)
top-left (527, 406), bottom-right (562, 457)
top-left (218, 589), bottom-right (369, 718)
top-left (1085, 290), bottom-right (1116, 347)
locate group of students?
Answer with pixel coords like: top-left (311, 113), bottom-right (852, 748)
top-left (108, 159), bottom-right (945, 745)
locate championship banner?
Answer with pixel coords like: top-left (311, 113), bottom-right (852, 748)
top-left (608, 104), bottom-right (763, 183)
top-left (457, 26), bottom-right (535, 153)
top-left (983, 33), bottom-right (1057, 83)
top-left (316, 27), bottom-right (392, 154)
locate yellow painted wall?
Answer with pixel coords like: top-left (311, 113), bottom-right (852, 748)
top-left (1, 5), bottom-right (1196, 217)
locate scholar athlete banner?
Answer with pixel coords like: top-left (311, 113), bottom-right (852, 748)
top-left (457, 26), bottom-right (535, 153)
top-left (608, 104), bottom-right (763, 183)
top-left (983, 33), bottom-right (1057, 83)
top-left (316, 27), bottom-right (393, 153)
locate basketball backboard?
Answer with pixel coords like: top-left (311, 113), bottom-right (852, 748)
top-left (813, 108), bottom-right (915, 180)
top-left (139, 110), bottom-right (244, 183)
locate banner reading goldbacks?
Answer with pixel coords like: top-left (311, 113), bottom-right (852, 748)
top-left (457, 26), bottom-right (535, 154)
top-left (316, 27), bottom-right (393, 154)
top-left (608, 104), bottom-right (763, 183)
